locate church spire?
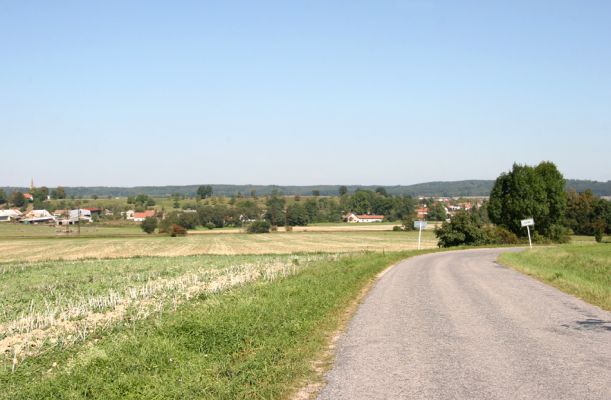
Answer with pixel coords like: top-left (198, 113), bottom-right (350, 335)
top-left (30, 177), bottom-right (34, 191)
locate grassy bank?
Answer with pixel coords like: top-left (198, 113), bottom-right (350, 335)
top-left (1, 251), bottom-right (419, 399)
top-left (498, 243), bottom-right (611, 310)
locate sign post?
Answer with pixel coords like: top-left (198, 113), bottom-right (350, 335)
top-left (414, 220), bottom-right (427, 250)
top-left (521, 218), bottom-right (535, 249)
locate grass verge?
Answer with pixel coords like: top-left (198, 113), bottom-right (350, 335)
top-left (1, 251), bottom-right (422, 399)
top-left (498, 243), bottom-right (611, 311)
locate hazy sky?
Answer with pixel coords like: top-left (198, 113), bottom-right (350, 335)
top-left (1, 0), bottom-right (610, 187)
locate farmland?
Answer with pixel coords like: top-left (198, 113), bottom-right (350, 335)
top-left (0, 249), bottom-right (424, 399)
top-left (0, 230), bottom-right (437, 263)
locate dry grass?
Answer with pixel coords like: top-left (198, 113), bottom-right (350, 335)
top-left (0, 231), bottom-right (437, 262)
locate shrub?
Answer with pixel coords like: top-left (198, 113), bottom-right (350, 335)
top-left (140, 217), bottom-right (158, 234)
top-left (168, 224), bottom-right (187, 237)
top-left (247, 220), bottom-right (271, 234)
top-left (547, 224), bottom-right (570, 244)
top-left (435, 212), bottom-right (488, 248)
top-left (205, 222), bottom-right (215, 230)
top-left (392, 225), bottom-right (402, 231)
top-left (483, 226), bottom-right (519, 245)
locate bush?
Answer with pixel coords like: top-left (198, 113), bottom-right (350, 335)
top-left (247, 220), bottom-right (271, 234)
top-left (483, 226), bottom-right (520, 245)
top-left (140, 217), bottom-right (158, 234)
top-left (435, 212), bottom-right (488, 248)
top-left (547, 224), bottom-right (570, 244)
top-left (168, 224), bottom-right (187, 237)
top-left (401, 215), bottom-right (415, 231)
top-left (205, 222), bottom-right (216, 230)
top-left (392, 225), bottom-right (402, 231)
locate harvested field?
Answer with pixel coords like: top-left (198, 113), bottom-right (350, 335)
top-left (0, 231), bottom-right (437, 262)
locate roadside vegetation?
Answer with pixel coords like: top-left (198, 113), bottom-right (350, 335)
top-left (0, 251), bottom-right (421, 399)
top-left (435, 162), bottom-right (611, 247)
top-left (499, 243), bottom-right (611, 310)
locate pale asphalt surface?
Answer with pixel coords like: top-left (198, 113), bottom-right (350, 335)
top-left (318, 248), bottom-right (611, 400)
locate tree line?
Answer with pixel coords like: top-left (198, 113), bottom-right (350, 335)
top-left (436, 162), bottom-right (610, 246)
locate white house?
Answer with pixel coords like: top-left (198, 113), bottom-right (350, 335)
top-left (345, 213), bottom-right (385, 223)
top-left (21, 210), bottom-right (56, 224)
top-left (0, 209), bottom-right (22, 222)
top-left (69, 209), bottom-right (93, 223)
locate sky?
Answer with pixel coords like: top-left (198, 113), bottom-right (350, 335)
top-left (1, 0), bottom-right (610, 187)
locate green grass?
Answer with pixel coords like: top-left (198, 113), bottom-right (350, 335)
top-left (0, 251), bottom-right (420, 399)
top-left (498, 243), bottom-right (611, 310)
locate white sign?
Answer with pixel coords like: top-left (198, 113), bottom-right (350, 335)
top-left (521, 218), bottom-right (534, 227)
top-left (413, 221), bottom-right (427, 229)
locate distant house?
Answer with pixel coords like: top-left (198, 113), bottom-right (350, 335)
top-left (21, 210), bottom-right (56, 224)
top-left (83, 208), bottom-right (102, 215)
top-left (23, 193), bottom-right (34, 202)
top-left (132, 210), bottom-right (156, 222)
top-left (69, 209), bottom-right (93, 222)
top-left (0, 209), bottom-right (23, 222)
top-left (345, 213), bottom-right (385, 223)
top-left (416, 207), bottom-right (428, 219)
top-left (53, 209), bottom-right (69, 218)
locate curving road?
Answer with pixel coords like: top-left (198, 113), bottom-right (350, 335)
top-left (318, 248), bottom-right (611, 400)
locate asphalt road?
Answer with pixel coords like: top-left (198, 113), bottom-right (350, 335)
top-left (318, 248), bottom-right (611, 400)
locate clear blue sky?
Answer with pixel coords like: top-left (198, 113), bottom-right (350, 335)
top-left (1, 0), bottom-right (610, 187)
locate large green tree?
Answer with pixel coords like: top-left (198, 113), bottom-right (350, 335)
top-left (488, 162), bottom-right (566, 236)
top-left (286, 203), bottom-right (309, 226)
top-left (264, 193), bottom-right (286, 226)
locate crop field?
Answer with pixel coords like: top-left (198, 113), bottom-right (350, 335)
top-left (0, 249), bottom-right (422, 399)
top-left (0, 231), bottom-right (437, 262)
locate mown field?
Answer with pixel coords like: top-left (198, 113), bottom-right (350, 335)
top-left (0, 250), bottom-right (424, 399)
top-left (0, 230), bottom-right (437, 262)
top-left (499, 242), bottom-right (611, 310)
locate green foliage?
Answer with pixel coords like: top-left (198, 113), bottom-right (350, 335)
top-left (286, 203), bottom-right (309, 226)
top-left (0, 189), bottom-right (6, 205)
top-left (482, 225), bottom-right (520, 245)
top-left (565, 190), bottom-right (610, 236)
top-left (264, 194), bottom-right (286, 226)
top-left (197, 185), bottom-right (213, 200)
top-left (426, 202), bottom-right (447, 221)
top-left (10, 191), bottom-right (26, 207)
top-left (338, 185), bottom-right (348, 196)
top-left (140, 217), bottom-right (158, 234)
top-left (50, 186), bottom-right (66, 200)
top-left (435, 212), bottom-right (488, 247)
top-left (488, 162), bottom-right (567, 238)
top-left (401, 215), bottom-right (415, 231)
top-left (246, 220), bottom-right (271, 233)
top-left (205, 222), bottom-right (216, 230)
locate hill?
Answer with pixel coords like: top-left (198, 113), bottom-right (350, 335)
top-left (2, 179), bottom-right (610, 198)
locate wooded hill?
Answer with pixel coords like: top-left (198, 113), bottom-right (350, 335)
top-left (3, 179), bottom-right (610, 198)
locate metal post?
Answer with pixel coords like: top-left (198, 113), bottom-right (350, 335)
top-left (418, 222), bottom-right (422, 250)
top-left (526, 225), bottom-right (532, 249)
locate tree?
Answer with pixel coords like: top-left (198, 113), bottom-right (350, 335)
top-left (426, 202), bottom-right (447, 221)
top-left (0, 189), bottom-right (6, 205)
top-left (375, 187), bottom-right (388, 197)
top-left (141, 217), bottom-right (158, 234)
top-left (10, 191), bottom-right (26, 207)
top-left (312, 190), bottom-right (320, 197)
top-left (350, 190), bottom-right (372, 214)
top-left (488, 162), bottom-right (566, 237)
top-left (304, 198), bottom-right (319, 222)
top-left (339, 186), bottom-right (348, 196)
top-left (51, 187), bottom-right (66, 199)
top-left (247, 220), bottom-right (271, 234)
top-left (286, 203), bottom-right (309, 226)
top-left (197, 185), bottom-right (213, 200)
top-left (264, 193), bottom-right (286, 226)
